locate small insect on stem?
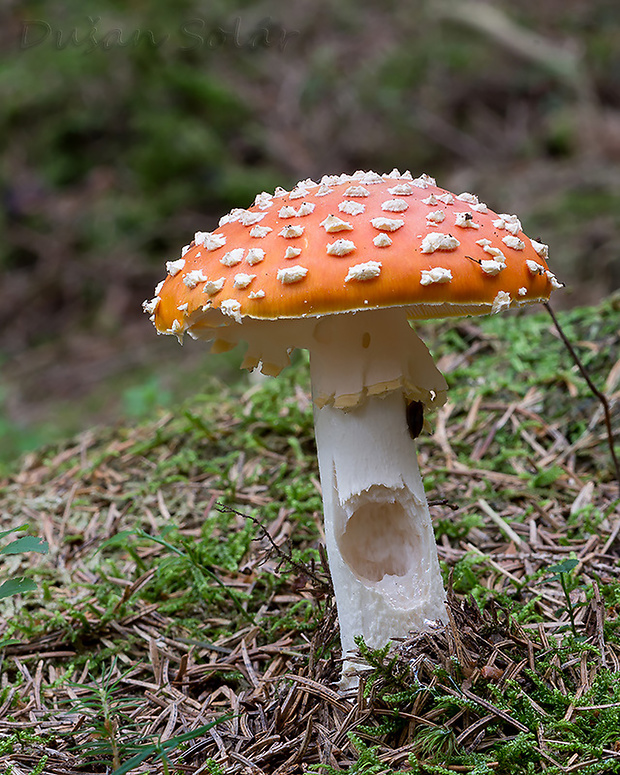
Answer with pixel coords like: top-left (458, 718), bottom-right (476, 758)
top-left (406, 400), bottom-right (424, 439)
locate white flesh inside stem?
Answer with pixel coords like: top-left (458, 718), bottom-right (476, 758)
top-left (309, 311), bottom-right (448, 685)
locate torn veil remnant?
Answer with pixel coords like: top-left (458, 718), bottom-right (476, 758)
top-left (144, 169), bottom-right (562, 684)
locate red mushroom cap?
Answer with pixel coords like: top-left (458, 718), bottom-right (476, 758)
top-left (144, 170), bottom-right (561, 337)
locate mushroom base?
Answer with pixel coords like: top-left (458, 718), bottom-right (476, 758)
top-left (313, 391), bottom-right (447, 685)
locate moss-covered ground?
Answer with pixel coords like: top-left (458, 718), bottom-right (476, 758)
top-left (0, 297), bottom-right (619, 773)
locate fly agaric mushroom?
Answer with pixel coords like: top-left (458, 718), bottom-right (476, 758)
top-left (144, 170), bottom-right (562, 682)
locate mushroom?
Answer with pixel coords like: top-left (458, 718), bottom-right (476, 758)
top-left (144, 170), bottom-right (562, 682)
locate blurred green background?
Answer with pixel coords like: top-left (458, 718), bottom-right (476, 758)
top-left (1, 0), bottom-right (620, 462)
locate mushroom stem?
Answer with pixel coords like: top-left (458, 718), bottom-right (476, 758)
top-left (309, 317), bottom-right (448, 684)
top-left (313, 394), bottom-right (447, 682)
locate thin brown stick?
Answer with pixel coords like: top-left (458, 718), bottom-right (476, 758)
top-left (214, 502), bottom-right (333, 595)
top-left (544, 301), bottom-right (620, 493)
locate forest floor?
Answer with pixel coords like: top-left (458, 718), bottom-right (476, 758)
top-left (0, 298), bottom-right (619, 774)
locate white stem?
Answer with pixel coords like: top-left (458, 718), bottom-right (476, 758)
top-left (308, 310), bottom-right (448, 683)
top-left (313, 394), bottom-right (447, 680)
